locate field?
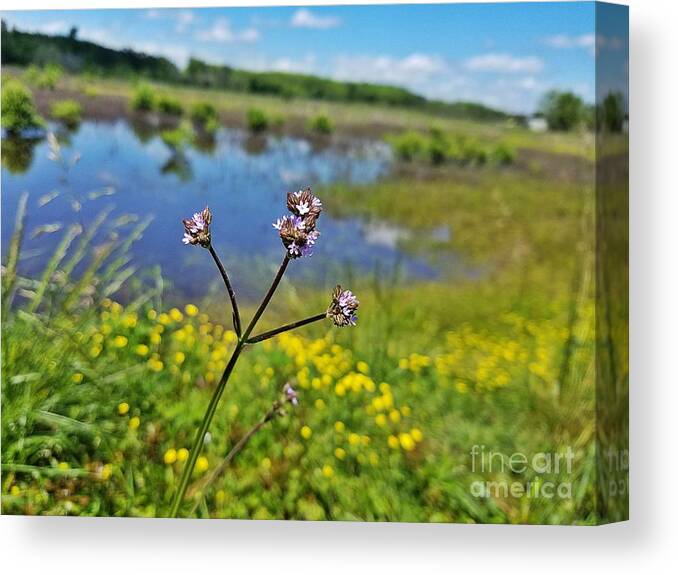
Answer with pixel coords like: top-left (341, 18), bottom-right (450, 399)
top-left (1, 67), bottom-right (617, 523)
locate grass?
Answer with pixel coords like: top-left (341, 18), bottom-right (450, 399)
top-left (1, 159), bottom-right (603, 522)
top-left (1, 68), bottom-right (622, 523)
top-left (2, 68), bottom-right (594, 159)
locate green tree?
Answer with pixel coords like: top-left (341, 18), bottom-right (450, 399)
top-left (540, 90), bottom-right (586, 132)
top-left (599, 91), bottom-right (626, 133)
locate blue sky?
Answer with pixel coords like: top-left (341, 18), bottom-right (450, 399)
top-left (2, 3), bottom-right (627, 113)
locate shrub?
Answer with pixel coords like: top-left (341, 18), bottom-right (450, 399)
top-left (427, 128), bottom-right (450, 165)
top-left (160, 122), bottom-right (193, 150)
top-left (389, 131), bottom-right (427, 162)
top-left (36, 64), bottom-right (63, 90)
top-left (51, 99), bottom-right (82, 129)
top-left (157, 95), bottom-right (183, 116)
top-left (246, 107), bottom-right (269, 133)
top-left (454, 137), bottom-right (487, 166)
top-left (490, 143), bottom-right (515, 166)
top-left (23, 65), bottom-right (42, 85)
top-left (309, 114), bottom-right (334, 135)
top-left (190, 101), bottom-right (217, 125)
top-left (1, 80), bottom-right (44, 135)
top-left (131, 83), bottom-right (156, 112)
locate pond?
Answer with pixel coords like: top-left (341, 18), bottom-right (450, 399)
top-left (1, 120), bottom-right (444, 302)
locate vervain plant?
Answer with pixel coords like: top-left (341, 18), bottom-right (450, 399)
top-left (170, 188), bottom-right (360, 517)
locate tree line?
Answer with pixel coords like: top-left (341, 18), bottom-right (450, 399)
top-left (0, 21), bottom-right (509, 122)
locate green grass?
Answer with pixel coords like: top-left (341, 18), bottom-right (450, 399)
top-left (1, 162), bottom-right (603, 522)
top-left (0, 67), bottom-right (618, 523)
top-left (3, 68), bottom-right (595, 159)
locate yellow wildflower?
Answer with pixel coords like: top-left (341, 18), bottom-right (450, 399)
top-left (112, 335), bottom-right (128, 348)
top-left (174, 351), bottom-right (186, 365)
top-left (147, 309), bottom-right (157, 320)
top-left (71, 373), bottom-right (84, 383)
top-left (387, 435), bottom-right (400, 449)
top-left (348, 433), bottom-right (360, 446)
top-left (322, 464), bottom-right (334, 478)
top-left (334, 447), bottom-right (346, 460)
top-left (300, 425), bottom-right (312, 440)
top-left (135, 344), bottom-right (149, 356)
top-left (375, 414), bottom-right (387, 427)
top-left (184, 303), bottom-right (199, 317)
top-left (399, 433), bottom-right (416, 451)
top-left (334, 421), bottom-right (345, 433)
top-left (169, 308), bottom-right (184, 322)
top-left (195, 456), bottom-right (209, 473)
top-left (128, 416), bottom-right (140, 431)
top-left (177, 448), bottom-right (189, 462)
top-left (356, 361), bottom-right (369, 374)
top-left (118, 402), bottom-right (129, 415)
top-left (389, 409), bottom-right (401, 423)
top-left (100, 464), bottom-right (113, 480)
top-left (164, 448), bottom-right (177, 465)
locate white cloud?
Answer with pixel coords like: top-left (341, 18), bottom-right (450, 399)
top-left (332, 53), bottom-right (447, 85)
top-left (543, 34), bottom-right (596, 50)
top-left (196, 18), bottom-right (259, 43)
top-left (144, 9), bottom-right (195, 33)
top-left (543, 34), bottom-right (624, 55)
top-left (291, 9), bottom-right (341, 30)
top-left (464, 53), bottom-right (544, 74)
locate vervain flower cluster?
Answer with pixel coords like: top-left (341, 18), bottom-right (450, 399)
top-left (182, 207), bottom-right (212, 248)
top-left (174, 187), bottom-right (357, 517)
top-left (327, 285), bottom-right (359, 327)
top-left (273, 188), bottom-right (322, 258)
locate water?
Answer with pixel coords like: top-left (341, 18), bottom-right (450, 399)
top-left (1, 120), bottom-right (441, 301)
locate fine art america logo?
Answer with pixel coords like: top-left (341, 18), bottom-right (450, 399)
top-left (469, 445), bottom-right (575, 500)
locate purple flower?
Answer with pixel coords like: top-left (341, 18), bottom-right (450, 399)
top-left (182, 207), bottom-right (212, 248)
top-left (273, 214), bottom-right (320, 259)
top-left (287, 188), bottom-right (322, 226)
top-left (283, 383), bottom-right (299, 406)
top-left (327, 285), bottom-right (359, 327)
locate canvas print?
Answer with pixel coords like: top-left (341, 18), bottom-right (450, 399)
top-left (0, 2), bottom-right (628, 524)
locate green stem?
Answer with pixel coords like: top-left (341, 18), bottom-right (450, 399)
top-left (187, 402), bottom-right (280, 515)
top-left (208, 244), bottom-right (241, 336)
top-left (169, 255), bottom-right (290, 517)
top-left (247, 312), bottom-right (327, 344)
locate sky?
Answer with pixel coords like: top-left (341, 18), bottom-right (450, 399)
top-left (1, 3), bottom-right (628, 114)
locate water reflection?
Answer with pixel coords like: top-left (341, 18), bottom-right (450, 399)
top-left (2, 136), bottom-right (42, 174)
top-left (1, 119), bottom-right (450, 301)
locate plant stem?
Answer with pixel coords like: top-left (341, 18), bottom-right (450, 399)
top-left (187, 402), bottom-right (280, 515)
top-left (169, 255), bottom-right (289, 517)
top-left (208, 244), bottom-right (241, 336)
top-left (168, 343), bottom-right (243, 517)
top-left (247, 312), bottom-right (327, 344)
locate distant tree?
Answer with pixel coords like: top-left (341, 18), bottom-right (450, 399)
top-left (68, 26), bottom-right (78, 40)
top-left (540, 90), bottom-right (586, 132)
top-left (599, 91), bottom-right (626, 133)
